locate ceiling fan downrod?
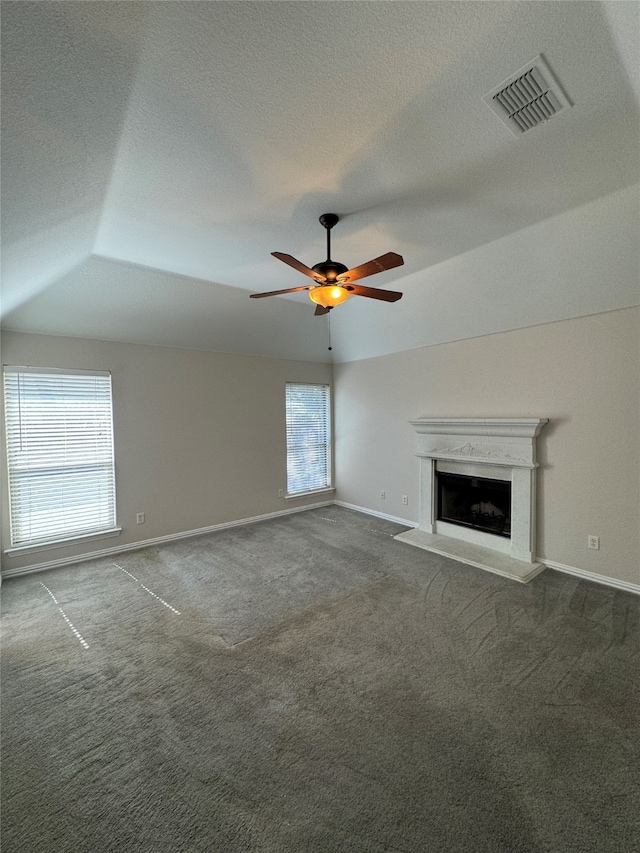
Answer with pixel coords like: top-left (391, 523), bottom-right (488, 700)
top-left (314, 214), bottom-right (348, 281)
top-left (319, 212), bottom-right (339, 259)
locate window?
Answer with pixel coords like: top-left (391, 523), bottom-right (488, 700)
top-left (285, 383), bottom-right (331, 496)
top-left (3, 367), bottom-right (117, 549)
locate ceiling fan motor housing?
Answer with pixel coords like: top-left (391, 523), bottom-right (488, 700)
top-left (312, 260), bottom-right (349, 281)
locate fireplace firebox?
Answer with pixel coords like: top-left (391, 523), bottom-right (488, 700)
top-left (437, 472), bottom-right (511, 538)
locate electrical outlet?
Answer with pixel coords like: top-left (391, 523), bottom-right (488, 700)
top-left (136, 512), bottom-right (145, 524)
top-left (278, 489), bottom-right (284, 498)
top-left (380, 491), bottom-right (386, 500)
top-left (587, 535), bottom-right (600, 550)
top-left (402, 495), bottom-right (408, 505)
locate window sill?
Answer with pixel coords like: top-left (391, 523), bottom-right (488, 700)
top-left (4, 527), bottom-right (122, 556)
top-left (285, 487), bottom-right (335, 501)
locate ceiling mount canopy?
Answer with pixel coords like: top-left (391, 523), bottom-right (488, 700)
top-left (250, 214), bottom-right (404, 315)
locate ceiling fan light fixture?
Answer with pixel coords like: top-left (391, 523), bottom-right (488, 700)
top-left (309, 285), bottom-right (350, 308)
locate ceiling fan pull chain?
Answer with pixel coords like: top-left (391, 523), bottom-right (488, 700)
top-left (327, 310), bottom-right (333, 352)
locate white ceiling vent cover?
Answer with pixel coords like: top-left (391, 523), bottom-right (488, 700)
top-left (483, 55), bottom-right (572, 137)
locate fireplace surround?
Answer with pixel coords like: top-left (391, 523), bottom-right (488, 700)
top-left (395, 418), bottom-right (548, 582)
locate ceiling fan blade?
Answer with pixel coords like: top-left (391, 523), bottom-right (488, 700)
top-left (272, 252), bottom-right (325, 282)
top-left (314, 304), bottom-right (330, 316)
top-left (250, 285), bottom-right (313, 298)
top-left (346, 284), bottom-right (403, 302)
top-left (338, 252), bottom-right (404, 283)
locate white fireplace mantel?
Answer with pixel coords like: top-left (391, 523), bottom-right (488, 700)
top-left (395, 418), bottom-right (548, 583)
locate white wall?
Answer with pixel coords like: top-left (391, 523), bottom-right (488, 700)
top-left (330, 183), bottom-right (640, 362)
top-left (3, 310), bottom-right (639, 588)
top-left (333, 307), bottom-right (640, 587)
top-left (1, 332), bottom-right (332, 574)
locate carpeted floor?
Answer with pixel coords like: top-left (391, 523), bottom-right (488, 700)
top-left (1, 506), bottom-right (638, 852)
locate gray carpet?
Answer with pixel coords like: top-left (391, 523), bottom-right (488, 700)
top-left (1, 506), bottom-right (638, 852)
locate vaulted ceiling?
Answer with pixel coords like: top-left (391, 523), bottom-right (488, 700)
top-left (2, 1), bottom-right (639, 362)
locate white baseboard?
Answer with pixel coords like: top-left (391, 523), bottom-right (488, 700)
top-left (0, 501), bottom-right (333, 580)
top-left (333, 500), bottom-right (417, 529)
top-left (542, 558), bottom-right (640, 595)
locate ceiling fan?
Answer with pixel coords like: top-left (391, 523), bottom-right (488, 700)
top-left (250, 214), bottom-right (404, 315)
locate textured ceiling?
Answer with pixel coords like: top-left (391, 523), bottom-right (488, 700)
top-left (2, 1), bottom-right (639, 362)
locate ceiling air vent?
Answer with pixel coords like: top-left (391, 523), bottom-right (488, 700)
top-left (482, 55), bottom-right (572, 137)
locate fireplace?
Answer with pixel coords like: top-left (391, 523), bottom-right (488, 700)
top-left (395, 418), bottom-right (548, 583)
top-left (437, 471), bottom-right (511, 538)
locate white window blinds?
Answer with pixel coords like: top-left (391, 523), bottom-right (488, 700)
top-left (285, 383), bottom-right (331, 495)
top-left (4, 367), bottom-right (117, 548)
